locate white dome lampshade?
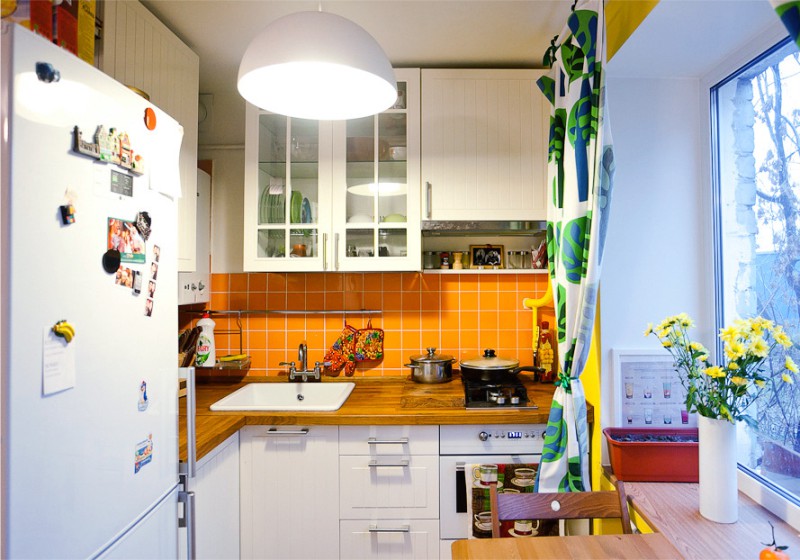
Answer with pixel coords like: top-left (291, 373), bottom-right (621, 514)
top-left (238, 11), bottom-right (397, 120)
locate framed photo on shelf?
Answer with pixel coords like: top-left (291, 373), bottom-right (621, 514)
top-left (611, 349), bottom-right (696, 428)
top-left (469, 244), bottom-right (504, 269)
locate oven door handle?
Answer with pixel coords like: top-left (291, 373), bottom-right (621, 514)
top-left (456, 463), bottom-right (467, 513)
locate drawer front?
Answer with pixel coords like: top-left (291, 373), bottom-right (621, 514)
top-left (339, 455), bottom-right (439, 519)
top-left (340, 519), bottom-right (440, 560)
top-left (339, 425), bottom-right (439, 455)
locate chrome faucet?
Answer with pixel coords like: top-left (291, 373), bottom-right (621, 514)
top-left (298, 342), bottom-right (308, 374)
top-left (279, 342), bottom-right (329, 382)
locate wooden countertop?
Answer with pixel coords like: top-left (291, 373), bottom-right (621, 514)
top-left (451, 533), bottom-right (683, 559)
top-left (623, 479), bottom-right (800, 559)
top-left (181, 374), bottom-right (572, 462)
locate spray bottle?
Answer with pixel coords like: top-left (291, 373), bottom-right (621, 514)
top-left (195, 312), bottom-right (216, 367)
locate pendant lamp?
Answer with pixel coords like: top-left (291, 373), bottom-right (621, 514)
top-left (238, 11), bottom-right (397, 120)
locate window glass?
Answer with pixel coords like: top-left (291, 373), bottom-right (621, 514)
top-left (713, 38), bottom-right (800, 501)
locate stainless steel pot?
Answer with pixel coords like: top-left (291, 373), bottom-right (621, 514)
top-left (406, 347), bottom-right (455, 384)
top-left (460, 349), bottom-right (543, 382)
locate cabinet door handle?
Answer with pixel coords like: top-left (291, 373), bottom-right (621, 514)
top-left (368, 525), bottom-right (410, 533)
top-left (334, 232), bottom-right (340, 271)
top-left (265, 428), bottom-right (310, 436)
top-left (322, 233), bottom-right (328, 271)
top-left (426, 182), bottom-right (432, 219)
top-left (368, 459), bottom-right (409, 468)
top-left (367, 437), bottom-right (409, 445)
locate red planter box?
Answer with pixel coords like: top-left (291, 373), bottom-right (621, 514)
top-left (604, 427), bottom-right (699, 482)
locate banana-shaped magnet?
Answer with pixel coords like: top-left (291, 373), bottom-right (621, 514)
top-left (52, 320), bottom-right (75, 343)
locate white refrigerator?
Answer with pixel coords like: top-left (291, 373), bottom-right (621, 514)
top-left (1, 24), bottom-right (186, 558)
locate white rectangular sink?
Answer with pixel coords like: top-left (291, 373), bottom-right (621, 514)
top-left (209, 382), bottom-right (355, 412)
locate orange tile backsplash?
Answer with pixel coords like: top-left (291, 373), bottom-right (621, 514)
top-left (181, 272), bottom-right (553, 377)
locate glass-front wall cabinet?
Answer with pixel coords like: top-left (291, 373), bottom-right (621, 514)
top-left (333, 68), bottom-right (420, 271)
top-left (244, 68), bottom-right (420, 272)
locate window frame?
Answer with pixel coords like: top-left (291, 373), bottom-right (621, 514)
top-left (706, 23), bottom-right (800, 528)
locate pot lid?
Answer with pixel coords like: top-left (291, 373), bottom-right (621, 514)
top-left (460, 349), bottom-right (520, 370)
top-left (409, 347), bottom-right (454, 364)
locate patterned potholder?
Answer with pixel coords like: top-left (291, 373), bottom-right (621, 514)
top-left (354, 320), bottom-right (384, 362)
top-left (324, 324), bottom-right (358, 376)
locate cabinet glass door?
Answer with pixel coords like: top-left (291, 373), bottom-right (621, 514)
top-left (343, 83), bottom-right (409, 261)
top-left (256, 114), bottom-right (320, 261)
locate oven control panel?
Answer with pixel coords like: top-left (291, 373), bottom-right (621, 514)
top-left (440, 424), bottom-right (547, 455)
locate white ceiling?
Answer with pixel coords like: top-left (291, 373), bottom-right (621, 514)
top-left (137, 0), bottom-right (781, 146)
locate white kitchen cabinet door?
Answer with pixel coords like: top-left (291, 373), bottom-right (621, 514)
top-left (340, 519), bottom-right (440, 560)
top-left (100, 0), bottom-right (200, 272)
top-left (421, 69), bottom-right (548, 222)
top-left (339, 425), bottom-right (439, 456)
top-left (240, 426), bottom-right (339, 560)
top-left (179, 432), bottom-right (240, 560)
top-left (339, 455), bottom-right (439, 519)
top-left (178, 169), bottom-right (210, 304)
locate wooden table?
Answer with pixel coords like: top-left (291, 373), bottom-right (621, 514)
top-left (451, 533), bottom-right (683, 559)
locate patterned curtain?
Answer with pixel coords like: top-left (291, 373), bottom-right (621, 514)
top-left (771, 1), bottom-right (800, 48)
top-left (534, 0), bottom-right (615, 492)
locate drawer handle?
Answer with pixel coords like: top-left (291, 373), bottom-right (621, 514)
top-left (367, 437), bottom-right (409, 445)
top-left (368, 459), bottom-right (409, 468)
top-left (266, 428), bottom-right (309, 436)
top-left (368, 525), bottom-right (410, 534)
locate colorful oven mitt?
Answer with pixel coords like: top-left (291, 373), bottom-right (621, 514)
top-left (354, 320), bottom-right (384, 361)
top-left (323, 324), bottom-right (358, 376)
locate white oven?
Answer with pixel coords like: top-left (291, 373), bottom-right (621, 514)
top-left (439, 424), bottom-right (546, 559)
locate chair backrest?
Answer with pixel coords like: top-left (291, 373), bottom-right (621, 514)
top-left (489, 480), bottom-right (632, 538)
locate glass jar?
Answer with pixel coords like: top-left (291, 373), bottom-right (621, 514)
top-left (507, 250), bottom-right (531, 269)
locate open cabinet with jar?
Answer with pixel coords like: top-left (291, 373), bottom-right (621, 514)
top-left (243, 69), bottom-right (421, 272)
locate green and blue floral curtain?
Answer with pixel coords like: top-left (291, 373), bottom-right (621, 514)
top-left (772, 1), bottom-right (800, 48)
top-left (534, 0), bottom-right (614, 492)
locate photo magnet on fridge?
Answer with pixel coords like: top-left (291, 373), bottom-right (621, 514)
top-left (132, 270), bottom-right (142, 295)
top-left (107, 217), bottom-right (145, 264)
top-left (134, 434), bottom-right (153, 473)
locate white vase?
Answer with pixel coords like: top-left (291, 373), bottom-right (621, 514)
top-left (698, 415), bottom-right (738, 523)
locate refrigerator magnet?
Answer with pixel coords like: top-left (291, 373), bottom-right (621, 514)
top-left (131, 270), bottom-right (142, 295)
top-left (144, 107), bottom-right (157, 130)
top-left (59, 204), bottom-right (76, 225)
top-left (144, 298), bottom-right (154, 317)
top-left (134, 434), bottom-right (153, 474)
top-left (137, 380), bottom-right (149, 412)
top-left (102, 249), bottom-right (121, 274)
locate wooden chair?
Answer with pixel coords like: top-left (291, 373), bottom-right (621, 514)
top-left (489, 479), bottom-right (632, 538)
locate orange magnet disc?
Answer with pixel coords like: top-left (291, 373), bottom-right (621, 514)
top-left (144, 107), bottom-right (157, 130)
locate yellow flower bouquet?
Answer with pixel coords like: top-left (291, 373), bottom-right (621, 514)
top-left (646, 313), bottom-right (796, 425)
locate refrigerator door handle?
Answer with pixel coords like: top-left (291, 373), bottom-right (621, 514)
top-left (178, 489), bottom-right (196, 559)
top-left (178, 366), bottom-right (196, 478)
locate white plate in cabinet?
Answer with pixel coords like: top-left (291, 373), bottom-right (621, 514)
top-left (339, 425), bottom-right (439, 456)
top-left (340, 519), bottom-right (440, 560)
top-left (339, 455), bottom-right (439, 519)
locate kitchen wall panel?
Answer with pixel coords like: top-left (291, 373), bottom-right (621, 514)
top-left (188, 272), bottom-right (552, 377)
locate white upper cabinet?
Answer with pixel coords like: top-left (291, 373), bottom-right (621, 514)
top-left (421, 69), bottom-right (549, 222)
top-left (99, 0), bottom-right (200, 272)
top-left (243, 69), bottom-right (421, 272)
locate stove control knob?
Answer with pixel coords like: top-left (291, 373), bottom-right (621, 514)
top-left (479, 431), bottom-right (490, 441)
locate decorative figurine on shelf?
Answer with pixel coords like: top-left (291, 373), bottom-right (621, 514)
top-left (452, 251), bottom-right (464, 270)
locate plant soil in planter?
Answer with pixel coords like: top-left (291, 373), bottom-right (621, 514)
top-left (604, 427), bottom-right (699, 482)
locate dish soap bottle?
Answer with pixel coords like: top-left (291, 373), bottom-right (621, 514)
top-left (537, 321), bottom-right (556, 383)
top-left (195, 312), bottom-right (216, 367)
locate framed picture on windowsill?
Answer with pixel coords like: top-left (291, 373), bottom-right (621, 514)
top-left (611, 349), bottom-right (696, 428)
top-left (469, 244), bottom-right (504, 269)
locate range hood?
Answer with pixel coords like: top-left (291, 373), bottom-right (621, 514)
top-left (421, 220), bottom-right (545, 237)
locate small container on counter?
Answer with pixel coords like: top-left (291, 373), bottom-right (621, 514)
top-left (507, 250), bottom-right (531, 269)
top-left (423, 251), bottom-right (439, 269)
top-left (439, 252), bottom-right (450, 269)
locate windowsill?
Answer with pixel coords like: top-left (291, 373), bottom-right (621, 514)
top-left (619, 475), bottom-right (800, 558)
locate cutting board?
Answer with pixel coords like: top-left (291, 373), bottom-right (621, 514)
top-left (400, 377), bottom-right (465, 408)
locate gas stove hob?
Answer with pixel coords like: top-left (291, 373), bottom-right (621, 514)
top-left (463, 378), bottom-right (538, 409)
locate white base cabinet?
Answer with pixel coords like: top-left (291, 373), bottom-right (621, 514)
top-left (179, 432), bottom-right (240, 560)
top-left (339, 426), bottom-right (439, 559)
top-left (340, 519), bottom-right (440, 560)
top-left (240, 425), bottom-right (339, 560)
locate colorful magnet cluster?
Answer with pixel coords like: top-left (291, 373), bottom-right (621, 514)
top-left (72, 125), bottom-right (145, 174)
